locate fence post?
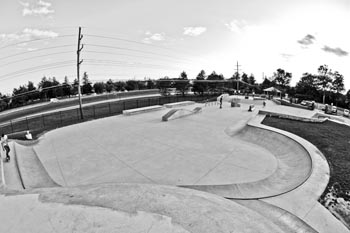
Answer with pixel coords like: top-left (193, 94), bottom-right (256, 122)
top-left (108, 102), bottom-right (111, 115)
top-left (26, 117), bottom-right (29, 130)
top-left (10, 121), bottom-right (14, 133)
top-left (42, 114), bottom-right (45, 127)
top-left (123, 101), bottom-right (126, 110)
top-left (57, 111), bottom-right (61, 126)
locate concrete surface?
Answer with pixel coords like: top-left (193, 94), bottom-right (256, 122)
top-left (33, 103), bottom-right (278, 188)
top-left (0, 183), bottom-right (297, 233)
top-left (0, 98), bottom-right (348, 232)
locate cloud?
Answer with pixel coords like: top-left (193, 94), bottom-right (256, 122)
top-left (280, 53), bottom-right (293, 61)
top-left (183, 27), bottom-right (207, 36)
top-left (23, 28), bottom-right (58, 38)
top-left (142, 32), bottom-right (165, 44)
top-left (0, 28), bottom-right (59, 45)
top-left (225, 20), bottom-right (248, 33)
top-left (322, 46), bottom-right (348, 56)
top-left (297, 34), bottom-right (315, 46)
top-left (20, 0), bottom-right (54, 16)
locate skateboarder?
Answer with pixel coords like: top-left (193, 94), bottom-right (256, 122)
top-left (1, 134), bottom-right (10, 162)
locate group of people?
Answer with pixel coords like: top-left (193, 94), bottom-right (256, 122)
top-left (1, 133), bottom-right (10, 162)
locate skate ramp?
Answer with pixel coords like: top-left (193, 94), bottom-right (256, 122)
top-left (162, 107), bottom-right (202, 121)
top-left (13, 142), bottom-right (59, 189)
top-left (184, 124), bottom-right (313, 199)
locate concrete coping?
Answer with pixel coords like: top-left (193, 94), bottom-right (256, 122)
top-left (122, 105), bottom-right (163, 116)
top-left (164, 101), bottom-right (195, 108)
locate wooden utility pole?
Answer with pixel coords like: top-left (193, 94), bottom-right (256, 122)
top-left (77, 26), bottom-right (84, 119)
top-left (235, 61), bottom-right (241, 92)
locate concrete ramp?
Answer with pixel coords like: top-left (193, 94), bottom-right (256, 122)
top-left (184, 125), bottom-right (313, 199)
top-left (162, 107), bottom-right (202, 121)
top-left (13, 142), bottom-right (59, 189)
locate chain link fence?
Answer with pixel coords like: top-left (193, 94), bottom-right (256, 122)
top-left (0, 95), bottom-right (214, 136)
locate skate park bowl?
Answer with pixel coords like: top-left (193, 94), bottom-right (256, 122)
top-left (9, 103), bottom-right (313, 200)
top-left (2, 100), bottom-right (342, 233)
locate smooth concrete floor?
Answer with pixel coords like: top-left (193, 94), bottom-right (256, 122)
top-left (34, 103), bottom-right (278, 187)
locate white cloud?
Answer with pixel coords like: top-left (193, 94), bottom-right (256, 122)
top-left (183, 27), bottom-right (207, 36)
top-left (20, 0), bottom-right (54, 16)
top-left (142, 32), bottom-right (165, 44)
top-left (19, 1), bottom-right (29, 7)
top-left (23, 28), bottom-right (58, 38)
top-left (0, 28), bottom-right (59, 45)
top-left (225, 20), bottom-right (248, 33)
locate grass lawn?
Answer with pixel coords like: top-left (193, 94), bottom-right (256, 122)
top-left (263, 116), bottom-right (350, 228)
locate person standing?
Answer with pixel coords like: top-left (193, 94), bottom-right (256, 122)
top-left (219, 96), bottom-right (223, 109)
top-left (1, 134), bottom-right (10, 162)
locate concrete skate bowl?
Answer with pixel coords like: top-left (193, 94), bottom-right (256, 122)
top-left (184, 124), bottom-right (313, 199)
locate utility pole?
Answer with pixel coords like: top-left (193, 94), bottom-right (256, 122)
top-left (235, 61), bottom-right (241, 92)
top-left (77, 26), bottom-right (84, 120)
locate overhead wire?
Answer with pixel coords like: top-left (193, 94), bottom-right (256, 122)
top-left (1, 51), bottom-right (74, 67)
top-left (0, 60), bottom-right (75, 81)
top-left (0, 44), bottom-right (76, 61)
top-left (0, 34), bottom-right (75, 50)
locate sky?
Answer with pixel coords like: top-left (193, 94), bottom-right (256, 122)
top-left (0, 0), bottom-right (349, 94)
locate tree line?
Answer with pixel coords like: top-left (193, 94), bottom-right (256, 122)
top-left (0, 64), bottom-right (349, 111)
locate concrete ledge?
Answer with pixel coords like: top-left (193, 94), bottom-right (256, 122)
top-left (122, 105), bottom-right (163, 116)
top-left (164, 101), bottom-right (195, 108)
top-left (259, 110), bottom-right (325, 123)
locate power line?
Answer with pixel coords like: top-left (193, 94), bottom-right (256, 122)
top-left (0, 61), bottom-right (75, 81)
top-left (85, 34), bottom-right (188, 55)
top-left (1, 51), bottom-right (74, 67)
top-left (83, 50), bottom-right (193, 65)
top-left (0, 64), bottom-right (75, 82)
top-left (0, 35), bottom-right (75, 50)
top-left (0, 44), bottom-right (75, 61)
top-left (84, 44), bottom-right (197, 63)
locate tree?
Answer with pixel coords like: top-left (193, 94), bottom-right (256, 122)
top-left (38, 76), bottom-right (60, 99)
top-left (331, 71), bottom-right (345, 106)
top-left (125, 80), bottom-right (138, 91)
top-left (174, 71), bottom-right (190, 96)
top-left (248, 74), bottom-right (256, 85)
top-left (272, 68), bottom-right (292, 88)
top-left (192, 70), bottom-right (207, 95)
top-left (315, 65), bottom-right (333, 104)
top-left (156, 76), bottom-right (173, 95)
top-left (63, 76), bottom-right (72, 97)
top-left (207, 71), bottom-right (224, 92)
top-left (146, 79), bottom-right (156, 89)
top-left (115, 81), bottom-right (126, 91)
top-left (93, 82), bottom-right (105, 94)
top-left (241, 73), bottom-right (249, 83)
top-left (106, 79), bottom-right (114, 93)
top-left (82, 72), bottom-right (93, 94)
